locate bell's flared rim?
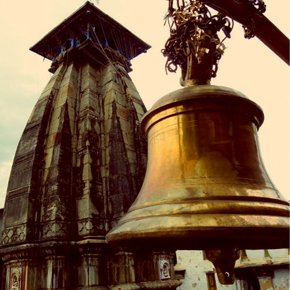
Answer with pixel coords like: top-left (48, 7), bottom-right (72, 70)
top-left (106, 213), bottom-right (289, 251)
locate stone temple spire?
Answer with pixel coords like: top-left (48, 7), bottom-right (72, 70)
top-left (0, 2), bottom-right (180, 289)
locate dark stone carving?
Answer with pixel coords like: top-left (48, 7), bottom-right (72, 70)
top-left (1, 225), bottom-right (26, 245)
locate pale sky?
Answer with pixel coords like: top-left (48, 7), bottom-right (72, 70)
top-left (0, 0), bottom-right (289, 208)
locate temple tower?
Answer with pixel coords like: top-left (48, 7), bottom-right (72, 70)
top-left (0, 2), bottom-right (180, 289)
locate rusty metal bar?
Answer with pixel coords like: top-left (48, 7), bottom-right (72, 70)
top-left (201, 0), bottom-right (289, 65)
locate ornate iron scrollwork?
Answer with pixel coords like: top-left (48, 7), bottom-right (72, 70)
top-left (245, 0), bottom-right (266, 13)
top-left (162, 0), bottom-right (234, 85)
top-left (242, 0), bottom-right (266, 39)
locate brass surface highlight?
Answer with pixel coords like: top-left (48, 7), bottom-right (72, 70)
top-left (107, 85), bottom-right (289, 252)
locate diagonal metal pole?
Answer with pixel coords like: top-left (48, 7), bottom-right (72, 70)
top-left (200, 0), bottom-right (289, 65)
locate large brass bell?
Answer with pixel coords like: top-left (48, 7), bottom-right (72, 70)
top-left (107, 85), bottom-right (289, 283)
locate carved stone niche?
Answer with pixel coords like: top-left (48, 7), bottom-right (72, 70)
top-left (8, 266), bottom-right (23, 290)
top-left (134, 251), bottom-right (182, 289)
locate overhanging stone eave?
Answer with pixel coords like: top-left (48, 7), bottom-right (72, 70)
top-left (29, 1), bottom-right (151, 62)
top-left (0, 237), bottom-right (108, 257)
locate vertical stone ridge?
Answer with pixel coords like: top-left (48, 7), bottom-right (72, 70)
top-left (38, 62), bottom-right (79, 241)
top-left (40, 102), bottom-right (75, 240)
top-left (108, 100), bottom-right (134, 225)
top-left (1, 64), bottom-right (68, 245)
top-left (76, 62), bottom-right (107, 238)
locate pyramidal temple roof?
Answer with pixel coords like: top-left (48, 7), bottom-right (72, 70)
top-left (30, 1), bottom-right (150, 62)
